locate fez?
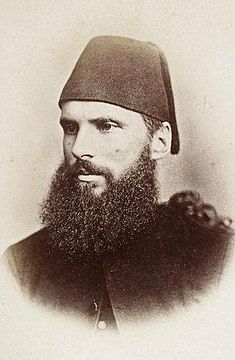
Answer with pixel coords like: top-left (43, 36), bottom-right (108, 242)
top-left (59, 36), bottom-right (180, 154)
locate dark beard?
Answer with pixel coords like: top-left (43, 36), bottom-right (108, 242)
top-left (40, 147), bottom-right (159, 258)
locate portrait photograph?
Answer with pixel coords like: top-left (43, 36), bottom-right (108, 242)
top-left (1, 1), bottom-right (235, 359)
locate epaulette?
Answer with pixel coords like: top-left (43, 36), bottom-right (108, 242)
top-left (167, 190), bottom-right (234, 235)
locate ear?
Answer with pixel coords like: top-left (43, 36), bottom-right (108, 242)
top-left (150, 121), bottom-right (172, 160)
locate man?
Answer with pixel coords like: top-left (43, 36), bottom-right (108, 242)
top-left (3, 36), bottom-right (233, 334)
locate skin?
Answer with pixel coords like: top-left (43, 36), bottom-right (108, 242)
top-left (60, 101), bottom-right (171, 195)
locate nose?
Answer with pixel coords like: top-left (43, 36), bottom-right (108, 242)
top-left (71, 127), bottom-right (94, 160)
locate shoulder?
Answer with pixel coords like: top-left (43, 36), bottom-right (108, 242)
top-left (4, 227), bottom-right (50, 262)
top-left (149, 191), bottom-right (234, 302)
top-left (164, 190), bottom-right (233, 239)
top-left (163, 191), bottom-right (234, 267)
top-left (3, 228), bottom-right (52, 285)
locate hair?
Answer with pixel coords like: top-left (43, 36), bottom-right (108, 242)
top-left (142, 114), bottom-right (162, 138)
top-left (40, 145), bottom-right (158, 258)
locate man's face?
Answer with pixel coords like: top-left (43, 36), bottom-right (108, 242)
top-left (60, 101), bottom-right (150, 195)
top-left (41, 100), bottom-right (158, 256)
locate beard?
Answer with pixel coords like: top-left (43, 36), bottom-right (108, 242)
top-left (40, 146), bottom-right (159, 258)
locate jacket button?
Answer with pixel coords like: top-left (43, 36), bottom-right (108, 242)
top-left (88, 301), bottom-right (98, 315)
top-left (97, 321), bottom-right (106, 330)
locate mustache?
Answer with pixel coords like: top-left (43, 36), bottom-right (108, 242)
top-left (67, 159), bottom-right (114, 181)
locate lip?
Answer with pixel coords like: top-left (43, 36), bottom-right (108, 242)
top-left (78, 169), bottom-right (90, 175)
top-left (78, 174), bottom-right (100, 182)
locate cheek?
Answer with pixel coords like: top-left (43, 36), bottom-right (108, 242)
top-left (114, 137), bottom-right (146, 161)
top-left (112, 135), bottom-right (145, 157)
top-left (107, 143), bottom-right (144, 177)
top-left (97, 129), bottom-right (149, 177)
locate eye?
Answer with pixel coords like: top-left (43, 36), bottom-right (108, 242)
top-left (61, 121), bottom-right (78, 135)
top-left (96, 121), bottom-right (119, 133)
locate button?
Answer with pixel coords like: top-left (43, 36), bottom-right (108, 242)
top-left (97, 321), bottom-right (106, 330)
top-left (88, 301), bottom-right (98, 315)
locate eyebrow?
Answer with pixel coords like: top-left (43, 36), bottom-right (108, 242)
top-left (60, 116), bottom-right (124, 126)
top-left (60, 118), bottom-right (78, 126)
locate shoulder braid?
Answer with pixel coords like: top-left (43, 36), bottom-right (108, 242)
top-left (167, 190), bottom-right (234, 234)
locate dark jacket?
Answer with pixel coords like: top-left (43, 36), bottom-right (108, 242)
top-left (4, 191), bottom-right (233, 331)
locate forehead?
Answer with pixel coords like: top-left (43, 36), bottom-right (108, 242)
top-left (61, 101), bottom-right (146, 126)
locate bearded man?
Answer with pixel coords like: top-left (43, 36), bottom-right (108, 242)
top-left (3, 36), bottom-right (233, 334)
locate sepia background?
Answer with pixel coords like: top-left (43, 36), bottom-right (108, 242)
top-left (0, 0), bottom-right (234, 253)
top-left (1, 1), bottom-right (235, 359)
